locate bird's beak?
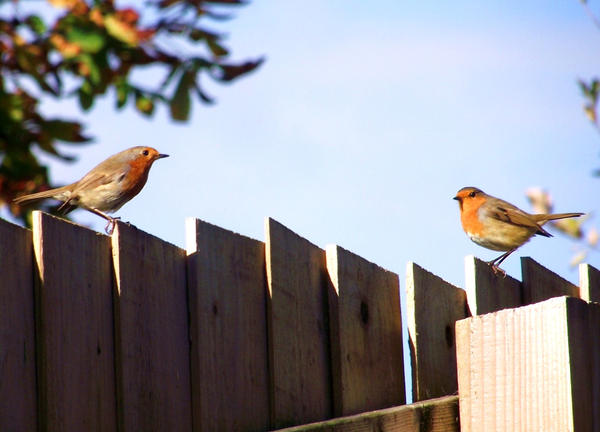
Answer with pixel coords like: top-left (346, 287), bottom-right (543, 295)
top-left (453, 196), bottom-right (459, 201)
top-left (157, 154), bottom-right (169, 159)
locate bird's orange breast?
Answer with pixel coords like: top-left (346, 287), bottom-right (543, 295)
top-left (459, 197), bottom-right (486, 237)
top-left (122, 157), bottom-right (152, 193)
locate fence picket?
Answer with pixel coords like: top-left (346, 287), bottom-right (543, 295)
top-left (185, 218), bottom-right (270, 431)
top-left (456, 296), bottom-right (600, 432)
top-left (265, 218), bottom-right (333, 428)
top-left (111, 221), bottom-right (191, 432)
top-left (521, 257), bottom-right (579, 304)
top-left (32, 212), bottom-right (117, 431)
top-left (579, 263), bottom-right (600, 303)
top-left (326, 244), bottom-right (405, 417)
top-left (406, 261), bottom-right (469, 401)
top-left (464, 255), bottom-right (521, 315)
top-left (0, 219), bottom-right (36, 431)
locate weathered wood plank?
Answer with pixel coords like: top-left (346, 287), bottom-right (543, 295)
top-left (0, 219), bottom-right (36, 431)
top-left (111, 221), bottom-right (192, 432)
top-left (521, 257), bottom-right (579, 304)
top-left (265, 218), bottom-right (332, 428)
top-left (456, 296), bottom-right (600, 432)
top-left (32, 212), bottom-right (116, 431)
top-left (185, 218), bottom-right (269, 431)
top-left (579, 263), bottom-right (600, 303)
top-left (464, 255), bottom-right (521, 315)
top-left (326, 244), bottom-right (405, 417)
top-left (272, 396), bottom-right (459, 432)
top-left (406, 262), bottom-right (469, 401)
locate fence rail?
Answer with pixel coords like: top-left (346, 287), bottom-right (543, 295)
top-left (0, 212), bottom-right (598, 431)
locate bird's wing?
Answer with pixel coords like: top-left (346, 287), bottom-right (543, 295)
top-left (71, 165), bottom-right (129, 196)
top-left (484, 203), bottom-right (552, 237)
top-left (488, 203), bottom-right (540, 228)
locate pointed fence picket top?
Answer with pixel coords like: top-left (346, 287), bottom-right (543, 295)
top-left (265, 217), bottom-right (333, 429)
top-left (185, 218), bottom-right (270, 432)
top-left (464, 255), bottom-right (521, 316)
top-left (521, 257), bottom-right (579, 305)
top-left (0, 219), bottom-right (36, 432)
top-left (580, 263), bottom-right (600, 303)
top-left (326, 244), bottom-right (405, 417)
top-left (406, 262), bottom-right (470, 402)
top-left (32, 211), bottom-right (117, 432)
top-left (111, 221), bottom-right (192, 432)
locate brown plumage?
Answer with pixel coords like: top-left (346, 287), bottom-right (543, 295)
top-left (14, 146), bottom-right (168, 233)
top-left (453, 186), bottom-right (583, 272)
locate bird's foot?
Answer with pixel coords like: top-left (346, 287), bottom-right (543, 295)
top-left (104, 217), bottom-right (121, 235)
top-left (489, 263), bottom-right (507, 278)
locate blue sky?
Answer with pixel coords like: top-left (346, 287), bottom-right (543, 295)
top-left (3, 0), bottom-right (600, 399)
top-left (12, 0), bottom-right (596, 281)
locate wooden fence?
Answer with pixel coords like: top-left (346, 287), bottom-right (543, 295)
top-left (0, 211), bottom-right (598, 431)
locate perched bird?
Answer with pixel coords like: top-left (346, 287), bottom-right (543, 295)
top-left (14, 146), bottom-right (168, 234)
top-left (453, 186), bottom-right (583, 272)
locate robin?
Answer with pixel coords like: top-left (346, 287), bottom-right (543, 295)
top-left (13, 146), bottom-right (168, 234)
top-left (453, 186), bottom-right (583, 272)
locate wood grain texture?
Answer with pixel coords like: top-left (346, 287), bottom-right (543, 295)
top-left (521, 257), bottom-right (579, 304)
top-left (111, 221), bottom-right (191, 432)
top-left (186, 218), bottom-right (269, 431)
top-left (464, 255), bottom-right (521, 316)
top-left (579, 263), bottom-right (600, 303)
top-left (0, 219), bottom-right (36, 431)
top-left (456, 296), bottom-right (600, 432)
top-left (32, 212), bottom-right (116, 431)
top-left (326, 244), bottom-right (405, 417)
top-left (566, 296), bottom-right (600, 431)
top-left (265, 218), bottom-right (332, 428)
top-left (406, 261), bottom-right (469, 401)
top-left (273, 395), bottom-right (459, 432)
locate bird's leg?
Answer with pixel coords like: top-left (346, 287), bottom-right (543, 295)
top-left (490, 265), bottom-right (506, 277)
top-left (487, 248), bottom-right (517, 277)
top-left (104, 219), bottom-right (118, 235)
top-left (83, 207), bottom-right (120, 235)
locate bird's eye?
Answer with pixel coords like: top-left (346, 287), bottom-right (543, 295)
top-left (142, 149), bottom-right (149, 156)
top-left (468, 191), bottom-right (477, 198)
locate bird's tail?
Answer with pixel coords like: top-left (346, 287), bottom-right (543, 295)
top-left (533, 212), bottom-right (584, 223)
top-left (13, 185), bottom-right (71, 206)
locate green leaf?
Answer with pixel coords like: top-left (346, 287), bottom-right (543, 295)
top-left (135, 92), bottom-right (155, 116)
top-left (105, 15), bottom-right (138, 46)
top-left (78, 81), bottom-right (94, 110)
top-left (170, 70), bottom-right (194, 121)
top-left (66, 26), bottom-right (105, 53)
top-left (213, 57), bottom-right (264, 82)
top-left (116, 80), bottom-right (130, 109)
top-left (25, 15), bottom-right (47, 35)
top-left (43, 119), bottom-right (91, 143)
top-left (578, 79), bottom-right (590, 97)
top-left (189, 29), bottom-right (207, 42)
top-left (36, 139), bottom-right (77, 162)
top-left (32, 74), bottom-right (59, 96)
top-left (194, 82), bottom-right (215, 105)
top-left (77, 53), bottom-right (102, 84)
top-left (207, 38), bottom-right (229, 57)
